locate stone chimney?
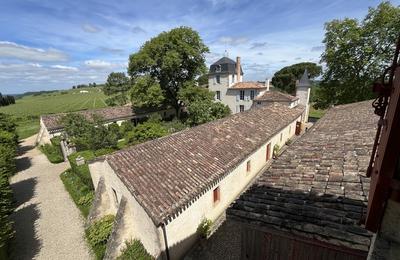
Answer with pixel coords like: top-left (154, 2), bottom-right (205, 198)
top-left (265, 78), bottom-right (270, 91)
top-left (236, 56), bottom-right (241, 82)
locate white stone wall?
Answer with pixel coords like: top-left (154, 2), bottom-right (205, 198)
top-left (89, 161), bottom-right (165, 258)
top-left (296, 87), bottom-right (310, 122)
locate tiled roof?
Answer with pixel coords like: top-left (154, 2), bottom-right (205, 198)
top-left (227, 100), bottom-right (377, 251)
top-left (254, 90), bottom-right (299, 102)
top-left (229, 81), bottom-right (267, 89)
top-left (101, 103), bottom-right (305, 225)
top-left (41, 106), bottom-right (135, 131)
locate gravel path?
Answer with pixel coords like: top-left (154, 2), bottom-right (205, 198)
top-left (9, 135), bottom-right (92, 260)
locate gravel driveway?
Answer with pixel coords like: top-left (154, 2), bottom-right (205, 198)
top-left (9, 135), bottom-right (92, 260)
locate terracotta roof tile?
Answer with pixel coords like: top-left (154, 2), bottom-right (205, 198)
top-left (102, 103), bottom-right (305, 225)
top-left (227, 100), bottom-right (377, 251)
top-left (254, 90), bottom-right (299, 102)
top-left (41, 106), bottom-right (135, 131)
top-left (229, 81), bottom-right (267, 89)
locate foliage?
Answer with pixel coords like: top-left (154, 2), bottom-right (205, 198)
top-left (197, 74), bottom-right (209, 86)
top-left (40, 143), bottom-right (64, 164)
top-left (273, 144), bottom-right (280, 157)
top-left (130, 76), bottom-right (165, 109)
top-left (0, 113), bottom-right (17, 255)
top-left (94, 147), bottom-right (117, 157)
top-left (0, 93), bottom-right (15, 107)
top-left (128, 26), bottom-right (209, 115)
top-left (60, 169), bottom-right (94, 217)
top-left (309, 106), bottom-right (326, 119)
top-left (0, 87), bottom-right (107, 140)
top-left (103, 73), bottom-right (130, 106)
top-left (197, 218), bottom-right (213, 238)
top-left (119, 121), bottom-right (134, 135)
top-left (86, 215), bottom-right (115, 260)
top-left (61, 114), bottom-right (118, 151)
top-left (125, 121), bottom-right (168, 144)
top-left (68, 151), bottom-right (96, 190)
top-left (178, 84), bottom-right (230, 126)
top-left (315, 2), bottom-right (400, 109)
top-left (271, 62), bottom-right (322, 94)
top-left (162, 119), bottom-right (188, 133)
top-left (117, 239), bottom-right (154, 260)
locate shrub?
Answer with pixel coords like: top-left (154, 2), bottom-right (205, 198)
top-left (119, 121), bottom-right (134, 135)
top-left (285, 139), bottom-right (292, 146)
top-left (94, 147), bottom-right (116, 157)
top-left (86, 215), bottom-right (115, 260)
top-left (40, 143), bottom-right (64, 163)
top-left (118, 239), bottom-right (153, 260)
top-left (273, 144), bottom-right (280, 157)
top-left (197, 218), bottom-right (213, 238)
top-left (125, 121), bottom-right (168, 144)
top-left (78, 193), bottom-right (94, 206)
top-left (67, 151), bottom-right (95, 190)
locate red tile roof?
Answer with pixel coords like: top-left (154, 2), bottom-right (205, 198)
top-left (229, 81), bottom-right (267, 89)
top-left (41, 106), bottom-right (135, 131)
top-left (99, 103), bottom-right (305, 225)
top-left (228, 100), bottom-right (377, 251)
top-left (254, 90), bottom-right (298, 102)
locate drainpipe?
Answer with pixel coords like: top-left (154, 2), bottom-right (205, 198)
top-left (161, 223), bottom-right (170, 260)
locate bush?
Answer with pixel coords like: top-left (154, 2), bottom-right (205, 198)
top-left (118, 239), bottom-right (153, 260)
top-left (197, 218), bottom-right (213, 238)
top-left (119, 121), bottom-right (134, 135)
top-left (94, 147), bottom-right (116, 157)
top-left (40, 143), bottom-right (64, 163)
top-left (60, 169), bottom-right (94, 217)
top-left (125, 121), bottom-right (168, 145)
top-left (86, 215), bottom-right (115, 260)
top-left (68, 151), bottom-right (95, 190)
top-left (273, 144), bottom-right (280, 158)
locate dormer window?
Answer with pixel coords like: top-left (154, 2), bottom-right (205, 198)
top-left (216, 65), bottom-right (221, 72)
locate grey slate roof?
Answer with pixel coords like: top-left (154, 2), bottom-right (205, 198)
top-left (227, 100), bottom-right (377, 252)
top-left (209, 57), bottom-right (243, 75)
top-left (100, 103), bottom-right (305, 226)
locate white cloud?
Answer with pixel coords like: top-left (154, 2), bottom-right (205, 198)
top-left (84, 59), bottom-right (115, 69)
top-left (51, 65), bottom-right (78, 71)
top-left (218, 36), bottom-right (248, 46)
top-left (250, 42), bottom-right (268, 49)
top-left (82, 23), bottom-right (101, 33)
top-left (0, 41), bottom-right (67, 62)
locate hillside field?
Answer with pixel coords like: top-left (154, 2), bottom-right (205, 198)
top-left (0, 88), bottom-right (108, 139)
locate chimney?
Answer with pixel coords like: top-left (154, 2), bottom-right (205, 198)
top-left (265, 78), bottom-right (270, 91)
top-left (236, 56), bottom-right (241, 82)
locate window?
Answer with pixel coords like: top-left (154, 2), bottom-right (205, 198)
top-left (232, 74), bottom-right (235, 83)
top-left (112, 188), bottom-right (118, 206)
top-left (216, 75), bottom-right (220, 84)
top-left (246, 160), bottom-right (251, 172)
top-left (213, 187), bottom-right (220, 204)
top-left (240, 105), bottom-right (245, 112)
top-left (250, 90), bottom-right (255, 100)
top-left (280, 133), bottom-right (283, 142)
top-left (240, 90), bottom-right (245, 100)
top-left (216, 65), bottom-right (221, 72)
top-left (257, 101), bottom-right (261, 105)
top-left (216, 91), bottom-right (221, 100)
top-left (266, 143), bottom-right (271, 161)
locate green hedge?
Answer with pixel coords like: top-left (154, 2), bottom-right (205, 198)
top-left (118, 239), bottom-right (153, 260)
top-left (86, 215), bottom-right (115, 260)
top-left (60, 169), bottom-right (94, 217)
top-left (40, 144), bottom-right (64, 163)
top-left (0, 113), bottom-right (17, 258)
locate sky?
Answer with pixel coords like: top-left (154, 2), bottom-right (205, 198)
top-left (0, 0), bottom-right (399, 94)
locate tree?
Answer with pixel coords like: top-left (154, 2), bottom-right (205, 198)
top-left (128, 26), bottom-right (209, 116)
top-left (125, 121), bottom-right (168, 144)
top-left (103, 72), bottom-right (131, 106)
top-left (178, 84), bottom-right (230, 126)
top-left (271, 62), bottom-right (322, 94)
top-left (130, 76), bottom-right (165, 109)
top-left (315, 2), bottom-right (400, 109)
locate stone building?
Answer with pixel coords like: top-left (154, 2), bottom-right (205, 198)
top-left (36, 106), bottom-right (175, 145)
top-left (227, 100), bottom-right (377, 259)
top-left (208, 56), bottom-right (310, 118)
top-left (88, 103), bottom-right (305, 259)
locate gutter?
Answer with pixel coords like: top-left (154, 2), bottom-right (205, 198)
top-left (161, 223), bottom-right (170, 260)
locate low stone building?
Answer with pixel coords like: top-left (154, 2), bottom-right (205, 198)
top-left (36, 106), bottom-right (175, 145)
top-left (227, 100), bottom-right (377, 259)
top-left (88, 103), bottom-right (305, 259)
top-left (253, 90), bottom-right (299, 109)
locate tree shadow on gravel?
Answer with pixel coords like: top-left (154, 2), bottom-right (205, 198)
top-left (9, 203), bottom-right (42, 260)
top-left (17, 144), bottom-right (35, 156)
top-left (11, 177), bottom-right (37, 208)
top-left (16, 156), bottom-right (32, 172)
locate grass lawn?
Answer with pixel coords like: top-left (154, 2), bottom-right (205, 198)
top-left (0, 87), bottom-right (108, 140)
top-left (309, 106), bottom-right (326, 119)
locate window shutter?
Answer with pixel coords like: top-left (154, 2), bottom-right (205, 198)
top-left (236, 106), bottom-right (239, 113)
top-left (236, 94), bottom-right (239, 101)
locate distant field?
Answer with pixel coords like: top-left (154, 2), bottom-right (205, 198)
top-left (0, 88), bottom-right (108, 139)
